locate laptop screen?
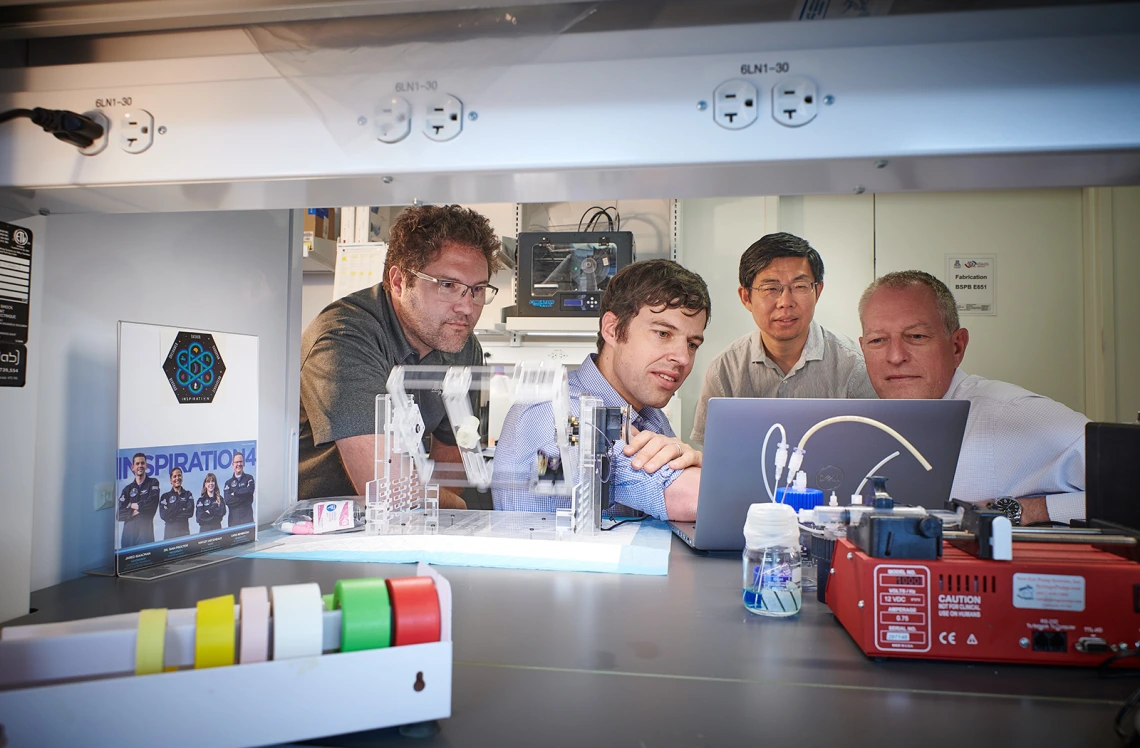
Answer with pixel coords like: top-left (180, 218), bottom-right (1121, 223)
top-left (689, 398), bottom-right (970, 551)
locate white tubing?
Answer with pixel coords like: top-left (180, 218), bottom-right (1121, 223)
top-left (796, 416), bottom-right (933, 471)
top-left (760, 422), bottom-right (786, 501)
top-left (854, 451), bottom-right (901, 499)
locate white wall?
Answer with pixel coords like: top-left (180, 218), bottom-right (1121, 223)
top-left (1113, 187), bottom-right (1140, 424)
top-left (676, 196), bottom-right (777, 442)
top-left (874, 190), bottom-right (1085, 412)
top-left (0, 216), bottom-right (45, 622)
top-left (777, 194), bottom-right (875, 345)
top-left (29, 210), bottom-right (300, 590)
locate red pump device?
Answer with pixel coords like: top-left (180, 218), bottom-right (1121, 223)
top-left (822, 469), bottom-right (1140, 667)
top-left (827, 537), bottom-right (1140, 666)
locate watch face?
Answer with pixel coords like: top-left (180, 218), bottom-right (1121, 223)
top-left (990, 497), bottom-right (1022, 526)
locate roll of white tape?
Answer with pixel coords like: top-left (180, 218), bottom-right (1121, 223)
top-left (270, 583), bottom-right (323, 660)
top-left (238, 587), bottom-right (270, 664)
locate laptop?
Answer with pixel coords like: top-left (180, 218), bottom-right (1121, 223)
top-left (668, 398), bottom-right (970, 551)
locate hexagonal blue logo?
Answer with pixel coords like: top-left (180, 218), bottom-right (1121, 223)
top-left (163, 331), bottom-right (225, 404)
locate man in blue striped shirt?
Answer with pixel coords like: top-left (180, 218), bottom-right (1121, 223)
top-left (492, 260), bottom-right (711, 521)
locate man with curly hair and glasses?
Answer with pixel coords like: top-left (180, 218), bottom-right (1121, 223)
top-left (492, 260), bottom-right (710, 522)
top-left (692, 232), bottom-right (875, 445)
top-left (299, 204), bottom-right (501, 506)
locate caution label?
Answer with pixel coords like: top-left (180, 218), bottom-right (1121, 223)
top-left (873, 565), bottom-right (931, 652)
top-left (936, 592), bottom-right (983, 619)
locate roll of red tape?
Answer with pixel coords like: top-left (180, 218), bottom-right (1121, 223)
top-left (385, 576), bottom-right (440, 646)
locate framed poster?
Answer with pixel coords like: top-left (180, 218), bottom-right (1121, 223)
top-left (115, 322), bottom-right (259, 575)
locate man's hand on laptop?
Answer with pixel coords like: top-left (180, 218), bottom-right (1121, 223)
top-left (624, 425), bottom-right (702, 474)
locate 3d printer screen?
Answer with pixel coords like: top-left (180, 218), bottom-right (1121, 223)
top-left (529, 242), bottom-right (618, 297)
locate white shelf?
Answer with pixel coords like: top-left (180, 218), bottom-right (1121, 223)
top-left (302, 236), bottom-right (337, 273)
top-left (499, 317), bottom-right (598, 333)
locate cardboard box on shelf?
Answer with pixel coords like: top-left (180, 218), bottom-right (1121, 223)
top-left (304, 208), bottom-right (338, 241)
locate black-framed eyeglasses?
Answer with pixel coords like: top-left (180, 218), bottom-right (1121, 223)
top-left (405, 268), bottom-right (499, 305)
top-left (748, 281), bottom-right (818, 300)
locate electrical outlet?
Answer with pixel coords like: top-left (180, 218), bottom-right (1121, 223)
top-left (119, 109), bottom-right (154, 153)
top-left (423, 95), bottom-right (463, 142)
top-left (375, 96), bottom-right (411, 143)
top-left (713, 80), bottom-right (759, 130)
top-left (772, 76), bottom-right (819, 127)
top-left (94, 481), bottom-right (114, 511)
top-left (79, 110), bottom-right (110, 156)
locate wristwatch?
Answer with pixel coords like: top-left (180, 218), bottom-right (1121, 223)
top-left (989, 496), bottom-right (1022, 526)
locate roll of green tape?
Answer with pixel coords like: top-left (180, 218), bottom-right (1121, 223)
top-left (323, 593), bottom-right (335, 611)
top-left (334, 577), bottom-right (392, 652)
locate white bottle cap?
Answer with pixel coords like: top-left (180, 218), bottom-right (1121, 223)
top-left (743, 503), bottom-right (799, 548)
top-left (851, 493), bottom-right (864, 506)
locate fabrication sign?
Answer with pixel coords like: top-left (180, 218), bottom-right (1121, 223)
top-left (0, 221), bottom-right (32, 387)
top-left (946, 255), bottom-right (996, 316)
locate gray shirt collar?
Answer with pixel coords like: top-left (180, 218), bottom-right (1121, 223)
top-left (750, 320), bottom-right (825, 374)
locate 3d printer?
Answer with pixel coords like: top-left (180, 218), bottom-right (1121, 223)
top-left (513, 231), bottom-right (634, 317)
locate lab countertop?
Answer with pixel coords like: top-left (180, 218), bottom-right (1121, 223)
top-left (9, 535), bottom-right (1132, 747)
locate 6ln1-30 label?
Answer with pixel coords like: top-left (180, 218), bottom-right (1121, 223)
top-left (741, 62), bottom-right (790, 74)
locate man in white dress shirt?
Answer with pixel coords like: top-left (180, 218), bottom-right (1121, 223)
top-left (858, 270), bottom-right (1088, 524)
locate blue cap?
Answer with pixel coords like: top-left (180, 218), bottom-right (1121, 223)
top-left (775, 487), bottom-right (826, 512)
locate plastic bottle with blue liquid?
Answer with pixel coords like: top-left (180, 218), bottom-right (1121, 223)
top-left (775, 484), bottom-right (826, 592)
top-left (742, 502), bottom-right (802, 617)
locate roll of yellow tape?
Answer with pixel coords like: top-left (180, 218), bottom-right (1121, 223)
top-left (135, 608), bottom-right (167, 676)
top-left (195, 594), bottom-right (236, 669)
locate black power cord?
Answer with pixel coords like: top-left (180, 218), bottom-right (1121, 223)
top-left (576, 205), bottom-right (621, 233)
top-left (1115, 684), bottom-right (1140, 741)
top-left (1, 107), bottom-right (105, 149)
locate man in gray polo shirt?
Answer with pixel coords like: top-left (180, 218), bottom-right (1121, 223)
top-left (692, 232), bottom-right (875, 443)
top-left (299, 205), bottom-right (502, 505)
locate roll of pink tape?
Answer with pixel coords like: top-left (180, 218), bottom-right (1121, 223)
top-left (238, 587), bottom-right (270, 664)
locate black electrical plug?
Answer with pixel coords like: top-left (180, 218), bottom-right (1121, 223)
top-left (28, 107), bottom-right (105, 148)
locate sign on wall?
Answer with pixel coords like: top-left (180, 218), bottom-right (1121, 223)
top-left (946, 255), bottom-right (996, 316)
top-left (116, 322), bottom-right (259, 576)
top-left (0, 221), bottom-right (32, 387)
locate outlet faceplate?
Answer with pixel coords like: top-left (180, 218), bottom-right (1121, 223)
top-left (375, 97), bottom-right (411, 143)
top-left (120, 109), bottom-right (154, 153)
top-left (772, 76), bottom-right (819, 127)
top-left (79, 110), bottom-right (110, 156)
top-left (423, 95), bottom-right (463, 141)
top-left (713, 79), bottom-right (759, 130)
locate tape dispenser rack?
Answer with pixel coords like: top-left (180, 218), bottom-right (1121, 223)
top-left (0, 563), bottom-right (453, 747)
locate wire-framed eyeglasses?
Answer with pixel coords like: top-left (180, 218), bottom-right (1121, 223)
top-left (748, 281), bottom-right (818, 300)
top-left (405, 268), bottom-right (499, 305)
